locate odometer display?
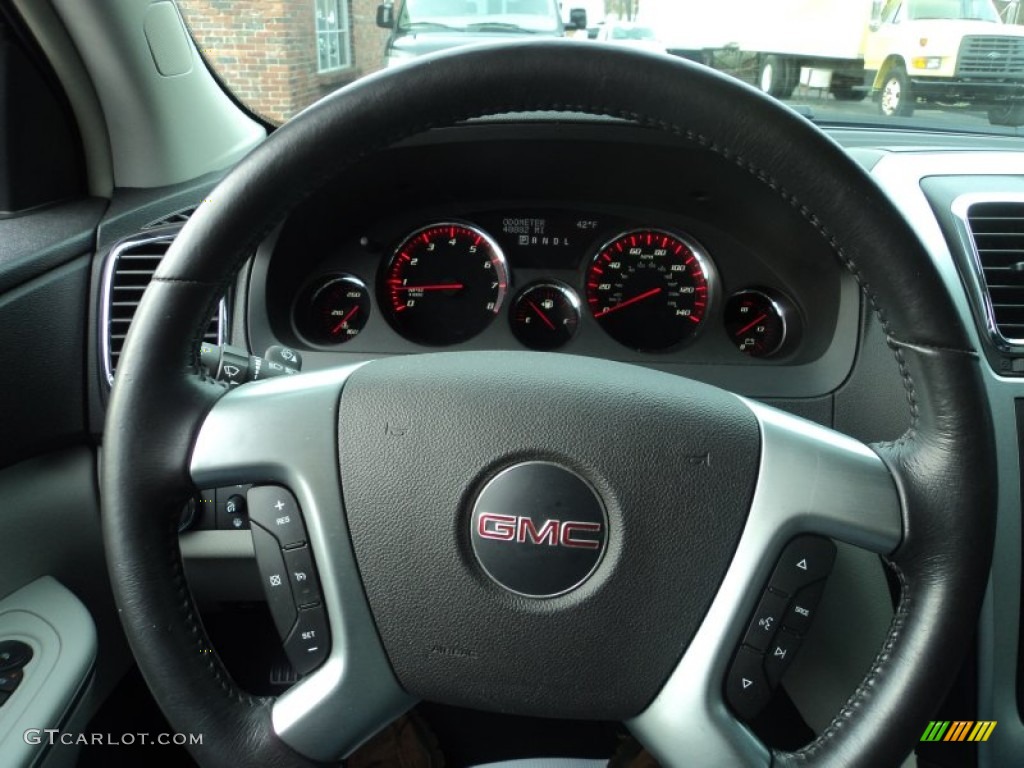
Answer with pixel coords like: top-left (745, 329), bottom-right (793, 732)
top-left (382, 223), bottom-right (509, 346)
top-left (586, 229), bottom-right (712, 351)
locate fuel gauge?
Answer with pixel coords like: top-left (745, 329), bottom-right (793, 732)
top-left (510, 283), bottom-right (580, 350)
top-left (724, 289), bottom-right (792, 358)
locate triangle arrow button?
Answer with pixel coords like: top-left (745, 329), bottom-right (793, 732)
top-left (796, 558), bottom-right (808, 571)
top-left (741, 677), bottom-right (753, 689)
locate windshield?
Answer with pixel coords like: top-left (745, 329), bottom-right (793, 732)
top-left (176, 0), bottom-right (1024, 136)
top-left (398, 0), bottom-right (561, 32)
top-left (907, 0), bottom-right (1000, 21)
top-left (611, 25), bottom-right (656, 40)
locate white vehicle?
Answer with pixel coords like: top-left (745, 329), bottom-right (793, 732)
top-left (378, 0), bottom-right (587, 67)
top-left (640, 0), bottom-right (1024, 124)
top-left (595, 21), bottom-right (666, 53)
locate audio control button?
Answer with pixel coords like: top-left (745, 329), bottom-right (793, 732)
top-left (284, 545), bottom-right (321, 607)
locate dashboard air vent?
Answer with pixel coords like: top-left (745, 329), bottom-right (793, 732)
top-left (101, 234), bottom-right (225, 386)
top-left (142, 206), bottom-right (196, 229)
top-left (965, 201), bottom-right (1024, 346)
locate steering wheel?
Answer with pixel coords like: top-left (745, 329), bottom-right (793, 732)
top-left (101, 42), bottom-right (995, 768)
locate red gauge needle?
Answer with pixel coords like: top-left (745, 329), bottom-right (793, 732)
top-left (394, 283), bottom-right (464, 291)
top-left (735, 313), bottom-right (768, 336)
top-left (527, 300), bottom-right (556, 331)
top-left (331, 305), bottom-right (360, 335)
top-left (593, 287), bottom-right (662, 318)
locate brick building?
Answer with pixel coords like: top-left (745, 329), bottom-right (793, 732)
top-left (177, 0), bottom-right (389, 123)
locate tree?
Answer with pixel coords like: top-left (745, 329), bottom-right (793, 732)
top-left (608, 0), bottom-right (638, 21)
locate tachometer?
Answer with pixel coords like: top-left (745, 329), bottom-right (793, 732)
top-left (585, 229), bottom-right (713, 351)
top-left (382, 223), bottom-right (509, 346)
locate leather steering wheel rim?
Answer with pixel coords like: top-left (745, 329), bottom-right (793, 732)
top-left (101, 41), bottom-right (995, 767)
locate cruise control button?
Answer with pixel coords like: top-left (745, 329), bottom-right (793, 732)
top-left (216, 486), bottom-right (251, 530)
top-left (225, 494), bottom-right (245, 516)
top-left (784, 580), bottom-right (826, 635)
top-left (0, 668), bottom-right (22, 693)
top-left (0, 641), bottom-right (32, 673)
top-left (764, 630), bottom-right (802, 687)
top-left (768, 535), bottom-right (836, 597)
top-left (285, 606), bottom-right (330, 676)
top-left (725, 645), bottom-right (771, 721)
top-left (250, 524), bottom-right (298, 639)
top-left (248, 486), bottom-right (308, 548)
top-left (742, 589), bottom-right (788, 652)
top-left (283, 546), bottom-right (321, 607)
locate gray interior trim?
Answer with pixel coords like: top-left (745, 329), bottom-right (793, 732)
top-left (627, 399), bottom-right (902, 768)
top-left (10, 0), bottom-right (113, 198)
top-left (190, 364), bottom-right (415, 761)
top-left (143, 2), bottom-right (193, 78)
top-left (0, 577), bottom-right (97, 768)
top-left (868, 151), bottom-right (1024, 768)
top-left (50, 0), bottom-right (265, 187)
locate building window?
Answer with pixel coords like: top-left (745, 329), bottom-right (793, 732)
top-left (316, 0), bottom-right (351, 72)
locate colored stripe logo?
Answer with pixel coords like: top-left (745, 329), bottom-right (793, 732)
top-left (921, 721), bottom-right (997, 742)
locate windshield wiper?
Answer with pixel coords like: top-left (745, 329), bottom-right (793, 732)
top-left (400, 21), bottom-right (456, 31)
top-left (464, 22), bottom-right (541, 33)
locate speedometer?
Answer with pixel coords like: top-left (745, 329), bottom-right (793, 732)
top-left (382, 222), bottom-right (509, 346)
top-left (585, 229), bottom-right (713, 351)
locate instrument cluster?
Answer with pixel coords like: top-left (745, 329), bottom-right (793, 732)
top-left (289, 210), bottom-right (800, 359)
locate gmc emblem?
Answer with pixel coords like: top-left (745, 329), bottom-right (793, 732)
top-left (477, 513), bottom-right (602, 550)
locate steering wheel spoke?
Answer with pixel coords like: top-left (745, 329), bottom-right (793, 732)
top-left (628, 400), bottom-right (903, 768)
top-left (189, 365), bottom-right (415, 761)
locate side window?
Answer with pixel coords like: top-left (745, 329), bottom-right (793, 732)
top-left (178, 1), bottom-right (374, 123)
top-left (882, 0), bottom-right (902, 23)
top-left (315, 0), bottom-right (352, 73)
top-left (0, 9), bottom-right (86, 214)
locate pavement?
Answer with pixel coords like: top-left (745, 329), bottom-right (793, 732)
top-left (779, 85), bottom-right (997, 130)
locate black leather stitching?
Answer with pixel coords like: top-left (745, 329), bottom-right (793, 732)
top-left (165, 501), bottom-right (265, 708)
top-left (783, 561), bottom-right (912, 763)
top-left (150, 276), bottom-right (228, 375)
top-left (889, 338), bottom-right (981, 357)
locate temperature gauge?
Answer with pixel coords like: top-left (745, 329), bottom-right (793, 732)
top-left (724, 289), bottom-right (792, 358)
top-left (510, 283), bottom-right (580, 350)
top-left (298, 274), bottom-right (371, 345)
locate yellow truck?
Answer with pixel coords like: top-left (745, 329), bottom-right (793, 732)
top-left (639, 0), bottom-right (1024, 125)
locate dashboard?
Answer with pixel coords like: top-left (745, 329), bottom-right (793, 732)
top-left (9, 1), bottom-right (1024, 762)
top-left (247, 124), bottom-right (858, 399)
top-left (71, 117), bottom-right (1024, 766)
